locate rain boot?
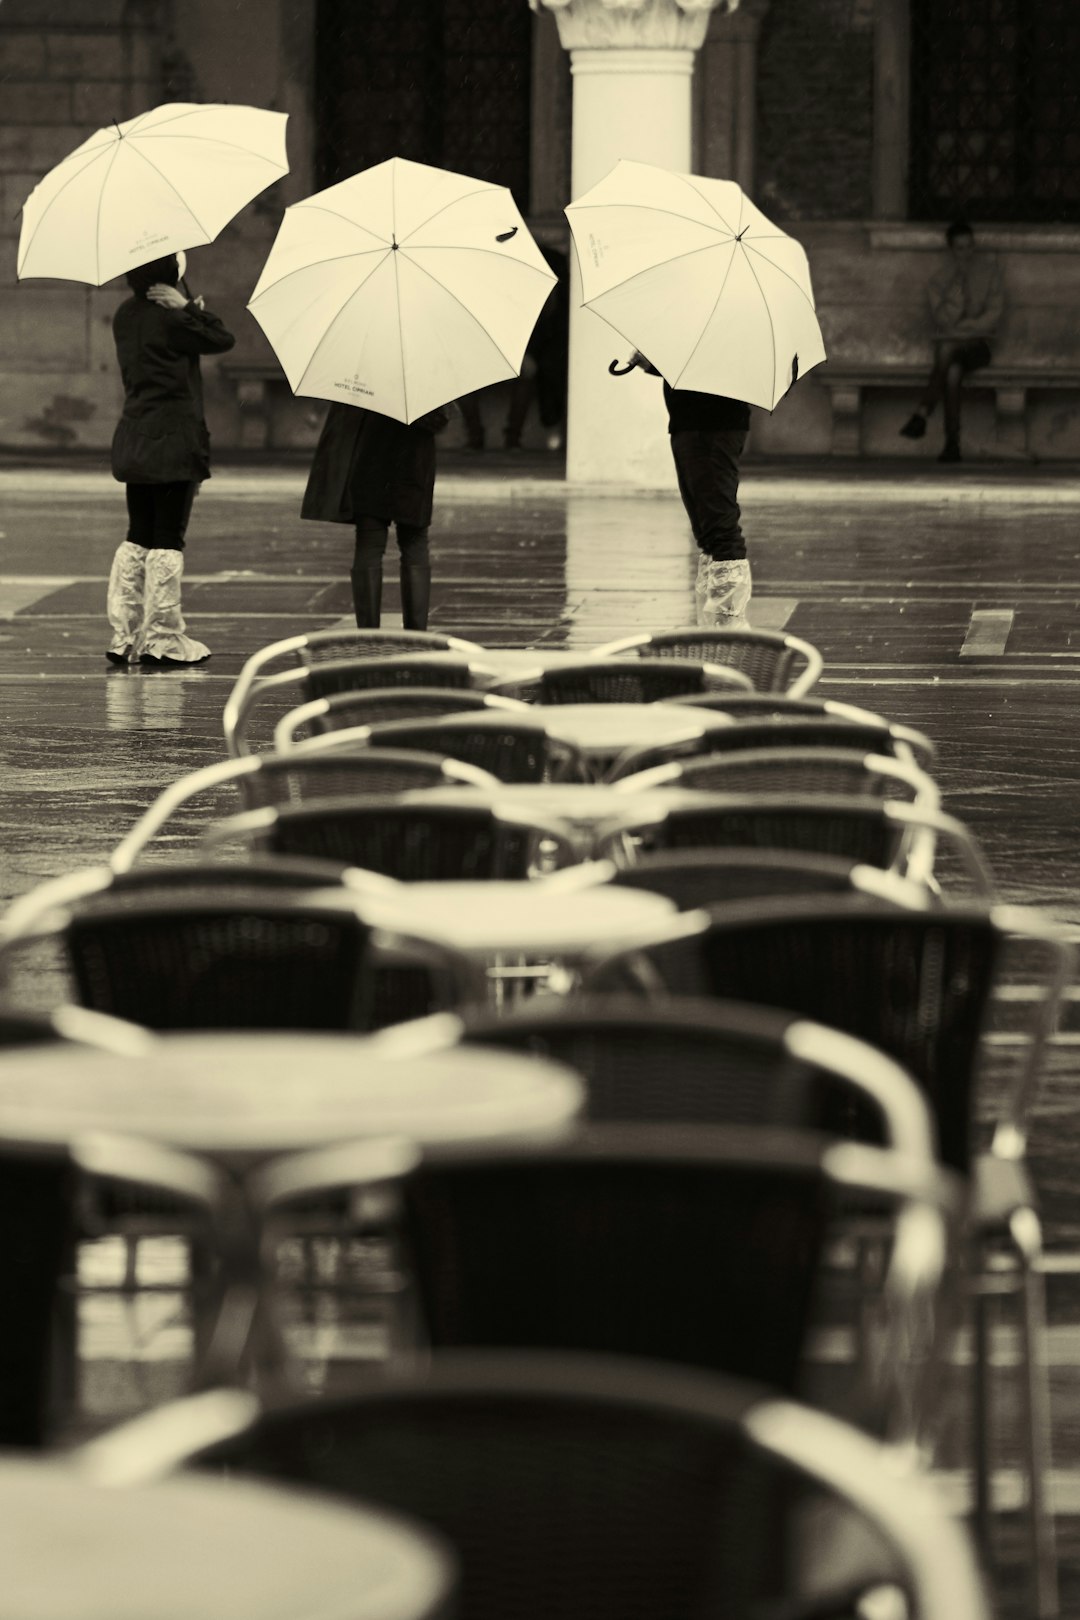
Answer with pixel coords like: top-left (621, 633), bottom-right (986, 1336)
top-left (350, 562), bottom-right (383, 628)
top-left (105, 541), bottom-right (147, 664)
top-left (138, 549), bottom-right (210, 665)
top-left (400, 562), bottom-right (431, 632)
top-left (696, 555), bottom-right (752, 629)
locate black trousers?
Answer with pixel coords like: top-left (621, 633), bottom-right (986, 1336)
top-left (353, 515), bottom-right (430, 565)
top-left (669, 429), bottom-right (747, 562)
top-left (125, 481), bottom-right (196, 551)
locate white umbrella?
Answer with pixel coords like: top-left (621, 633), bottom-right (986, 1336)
top-left (565, 159), bottom-right (826, 411)
top-left (17, 102), bottom-right (289, 286)
top-left (247, 156), bottom-right (558, 424)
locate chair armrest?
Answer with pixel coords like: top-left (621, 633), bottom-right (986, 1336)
top-left (111, 758), bottom-right (259, 872)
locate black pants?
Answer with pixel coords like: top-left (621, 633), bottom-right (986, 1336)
top-left (920, 338), bottom-right (992, 441)
top-left (669, 429), bottom-right (747, 562)
top-left (353, 515), bottom-right (430, 565)
top-left (125, 482), bottom-right (196, 551)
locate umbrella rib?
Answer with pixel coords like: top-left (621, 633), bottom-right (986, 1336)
top-left (401, 248), bottom-right (520, 375)
top-left (677, 172), bottom-right (739, 237)
top-left (131, 132), bottom-right (288, 169)
top-left (16, 144), bottom-right (114, 275)
top-left (578, 238), bottom-right (733, 308)
top-left (395, 183), bottom-right (497, 247)
top-left (568, 199), bottom-right (729, 237)
top-left (248, 248), bottom-right (387, 304)
top-left (124, 105), bottom-right (234, 136)
top-left (93, 140), bottom-right (125, 285)
top-left (670, 242), bottom-right (740, 390)
top-left (125, 142), bottom-right (212, 238)
top-left (406, 243), bottom-right (555, 276)
top-left (295, 202), bottom-right (391, 246)
top-left (292, 253), bottom-right (392, 398)
top-left (741, 240), bottom-right (820, 315)
top-left (739, 245), bottom-right (779, 404)
top-left (391, 164), bottom-right (409, 418)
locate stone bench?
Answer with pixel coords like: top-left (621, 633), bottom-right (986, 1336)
top-left (820, 364), bottom-right (1080, 456)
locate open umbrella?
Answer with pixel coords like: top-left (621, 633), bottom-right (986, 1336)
top-left (565, 159), bottom-right (826, 411)
top-left (246, 156), bottom-right (557, 424)
top-left (17, 102), bottom-right (289, 286)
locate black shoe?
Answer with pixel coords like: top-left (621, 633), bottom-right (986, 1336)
top-left (105, 648), bottom-right (130, 666)
top-left (938, 440), bottom-right (962, 463)
top-left (899, 413), bottom-right (927, 439)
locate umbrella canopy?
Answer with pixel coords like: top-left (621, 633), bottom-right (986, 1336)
top-left (247, 157), bottom-right (557, 424)
top-left (565, 159), bottom-right (826, 411)
top-left (17, 103), bottom-right (289, 286)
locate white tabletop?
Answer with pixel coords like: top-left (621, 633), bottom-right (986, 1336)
top-left (368, 881), bottom-right (676, 955)
top-left (0, 1034), bottom-right (583, 1159)
top-left (536, 703), bottom-right (732, 758)
top-left (0, 1458), bottom-right (453, 1620)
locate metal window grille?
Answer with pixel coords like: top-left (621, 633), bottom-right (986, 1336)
top-left (909, 0), bottom-right (1080, 222)
top-left (315, 0), bottom-right (532, 210)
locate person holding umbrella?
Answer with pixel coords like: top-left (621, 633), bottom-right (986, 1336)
top-left (301, 400), bottom-right (450, 629)
top-left (107, 252), bottom-right (235, 665)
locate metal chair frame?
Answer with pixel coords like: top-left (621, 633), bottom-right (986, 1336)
top-left (664, 694), bottom-right (938, 764)
top-left (273, 689), bottom-right (530, 753)
top-left (306, 711), bottom-right (596, 785)
top-left (487, 656), bottom-right (755, 705)
top-left (75, 1354), bottom-right (992, 1620)
top-left (223, 628), bottom-right (487, 757)
top-left (589, 626), bottom-right (825, 698)
top-left (605, 712), bottom-right (937, 780)
top-left (110, 751), bottom-right (502, 872)
top-left (584, 850), bottom-right (935, 912)
top-left (611, 746), bottom-right (941, 809)
top-left (227, 651), bottom-right (500, 758)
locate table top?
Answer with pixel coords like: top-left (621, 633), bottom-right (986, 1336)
top-left (368, 880), bottom-right (676, 954)
top-left (0, 1459), bottom-right (453, 1620)
top-left (0, 1034), bottom-right (583, 1158)
top-left (536, 703), bottom-right (733, 757)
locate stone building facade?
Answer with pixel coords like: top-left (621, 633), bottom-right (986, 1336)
top-left (2, 0), bottom-right (1079, 462)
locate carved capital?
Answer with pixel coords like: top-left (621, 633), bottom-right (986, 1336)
top-left (531, 0), bottom-right (736, 52)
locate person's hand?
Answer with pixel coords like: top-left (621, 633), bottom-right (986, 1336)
top-left (147, 283), bottom-right (189, 310)
top-left (191, 293), bottom-right (205, 311)
top-left (631, 350), bottom-right (661, 376)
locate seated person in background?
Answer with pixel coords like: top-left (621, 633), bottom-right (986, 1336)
top-left (899, 218), bottom-right (1005, 464)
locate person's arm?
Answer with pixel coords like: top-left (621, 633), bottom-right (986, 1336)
top-left (147, 283), bottom-right (236, 355)
top-left (966, 257), bottom-right (1005, 331)
top-left (927, 267), bottom-right (965, 332)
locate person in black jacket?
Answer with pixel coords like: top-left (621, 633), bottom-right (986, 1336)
top-left (107, 251), bottom-right (234, 665)
top-left (301, 400), bottom-right (450, 629)
top-left (624, 351), bottom-right (752, 627)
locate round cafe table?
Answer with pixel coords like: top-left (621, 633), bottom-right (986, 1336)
top-left (535, 703), bottom-right (735, 771)
top-left (0, 1457), bottom-right (454, 1620)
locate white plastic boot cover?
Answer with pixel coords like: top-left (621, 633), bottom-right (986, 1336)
top-left (140, 549), bottom-right (210, 664)
top-left (695, 555), bottom-right (752, 629)
top-left (106, 540), bottom-right (148, 660)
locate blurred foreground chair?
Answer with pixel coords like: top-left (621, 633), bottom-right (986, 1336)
top-left (316, 711), bottom-right (594, 784)
top-left (227, 652), bottom-right (500, 757)
top-left (1, 1131), bottom-right (247, 1447)
top-left (594, 795), bottom-right (994, 898)
top-left (593, 850), bottom-right (931, 911)
top-left (255, 1124), bottom-right (955, 1443)
top-left (489, 657), bottom-right (754, 705)
top-left (0, 862), bottom-right (482, 1032)
top-left (76, 1353), bottom-right (992, 1620)
top-left (582, 896), bottom-right (1072, 1617)
top-left (274, 688), bottom-right (530, 750)
top-left (206, 795), bottom-right (579, 883)
top-left (606, 711), bottom-right (936, 780)
top-left (0, 1004), bottom-right (154, 1054)
top-left (612, 746), bottom-right (940, 808)
top-left (110, 751), bottom-right (501, 870)
top-left (590, 626), bottom-right (824, 697)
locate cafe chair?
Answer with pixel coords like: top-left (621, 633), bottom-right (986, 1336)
top-left (488, 656), bottom-right (754, 705)
top-left (606, 712), bottom-right (936, 781)
top-left (273, 688), bottom-right (530, 751)
top-left (110, 752), bottom-right (502, 870)
top-left (224, 627), bottom-right (486, 756)
top-left (322, 711), bottom-right (595, 784)
top-left (593, 849), bottom-right (932, 911)
top-left (77, 1353), bottom-right (993, 1620)
top-left (1, 1130), bottom-right (249, 1446)
top-left (253, 1124), bottom-right (956, 1446)
top-left (206, 795), bottom-right (579, 883)
top-left (581, 896), bottom-right (1072, 1619)
top-left (668, 693), bottom-right (937, 758)
top-left (593, 795), bottom-right (995, 898)
top-left (0, 862), bottom-right (484, 1032)
top-left (226, 653), bottom-right (500, 758)
top-left (590, 626), bottom-right (825, 698)
top-left (0, 1004), bottom-right (154, 1054)
top-left (612, 747), bottom-right (940, 807)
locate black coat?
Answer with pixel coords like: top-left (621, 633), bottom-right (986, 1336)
top-left (301, 402), bottom-right (450, 529)
top-left (110, 296), bottom-right (235, 484)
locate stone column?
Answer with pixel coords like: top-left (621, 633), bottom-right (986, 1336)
top-left (872, 0), bottom-right (909, 219)
top-left (532, 0), bottom-right (734, 487)
top-left (695, 0), bottom-right (769, 193)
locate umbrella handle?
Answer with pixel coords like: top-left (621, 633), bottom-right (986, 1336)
top-left (608, 359), bottom-right (637, 376)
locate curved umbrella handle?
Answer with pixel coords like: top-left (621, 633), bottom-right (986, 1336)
top-left (609, 358), bottom-right (637, 376)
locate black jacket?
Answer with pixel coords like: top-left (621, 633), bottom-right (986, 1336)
top-left (301, 401), bottom-right (450, 528)
top-left (110, 296), bottom-right (235, 484)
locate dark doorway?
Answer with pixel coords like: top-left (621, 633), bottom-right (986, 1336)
top-left (315, 0), bottom-right (533, 208)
